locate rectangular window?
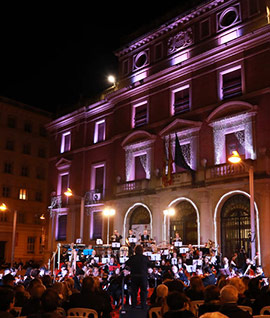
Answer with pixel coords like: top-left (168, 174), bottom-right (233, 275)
top-left (4, 162), bottom-right (13, 174)
top-left (220, 66), bottom-right (242, 100)
top-left (24, 121), bottom-right (32, 133)
top-left (0, 212), bottom-right (8, 222)
top-left (22, 143), bottom-right (31, 155)
top-left (18, 212), bottom-right (25, 224)
top-left (94, 120), bottom-right (105, 144)
top-left (7, 116), bottom-right (17, 128)
top-left (92, 211), bottom-right (103, 239)
top-left (172, 85), bottom-right (190, 115)
top-left (6, 140), bottom-right (14, 151)
top-left (57, 215), bottom-right (67, 241)
top-left (21, 165), bottom-right (29, 177)
top-left (27, 236), bottom-right (36, 254)
top-left (19, 188), bottom-right (27, 200)
top-left (91, 164), bottom-right (105, 196)
top-left (60, 174), bottom-right (69, 206)
top-left (60, 132), bottom-right (71, 153)
top-left (2, 186), bottom-right (10, 198)
top-left (133, 102), bottom-right (148, 128)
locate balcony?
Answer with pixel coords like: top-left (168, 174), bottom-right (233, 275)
top-left (115, 161), bottom-right (253, 195)
top-left (116, 179), bottom-right (151, 195)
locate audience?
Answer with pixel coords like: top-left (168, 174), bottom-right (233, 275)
top-left (0, 287), bottom-right (15, 318)
top-left (163, 291), bottom-right (195, 318)
top-left (219, 285), bottom-right (252, 318)
top-left (198, 285), bottom-right (221, 316)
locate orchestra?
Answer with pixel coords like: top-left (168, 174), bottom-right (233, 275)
top-left (57, 228), bottom-right (263, 286)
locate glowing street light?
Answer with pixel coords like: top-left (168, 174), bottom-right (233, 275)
top-left (64, 188), bottom-right (85, 241)
top-left (107, 75), bottom-right (116, 87)
top-left (0, 203), bottom-right (7, 211)
top-left (0, 203), bottom-right (17, 267)
top-left (228, 151), bottom-right (256, 260)
top-left (163, 208), bottom-right (175, 243)
top-left (103, 207), bottom-right (116, 245)
top-left (64, 188), bottom-right (73, 197)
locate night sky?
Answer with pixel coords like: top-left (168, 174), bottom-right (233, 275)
top-left (0, 1), bottom-right (206, 114)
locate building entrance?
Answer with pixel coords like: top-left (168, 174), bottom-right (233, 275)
top-left (170, 201), bottom-right (197, 245)
top-left (221, 194), bottom-right (251, 259)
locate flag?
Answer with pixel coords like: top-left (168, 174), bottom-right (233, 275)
top-left (162, 138), bottom-right (168, 187)
top-left (162, 136), bottom-right (173, 187)
top-left (174, 133), bottom-right (192, 171)
top-left (167, 134), bottom-right (173, 185)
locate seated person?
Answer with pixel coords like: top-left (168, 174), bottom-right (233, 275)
top-left (219, 285), bottom-right (252, 318)
top-left (163, 291), bottom-right (195, 318)
top-left (198, 285), bottom-right (221, 316)
top-left (0, 287), bottom-right (15, 318)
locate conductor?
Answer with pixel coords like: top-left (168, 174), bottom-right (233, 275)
top-left (125, 244), bottom-right (151, 309)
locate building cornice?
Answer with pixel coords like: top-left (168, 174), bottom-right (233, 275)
top-left (115, 0), bottom-right (230, 57)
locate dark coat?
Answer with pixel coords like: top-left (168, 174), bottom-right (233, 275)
top-left (219, 303), bottom-right (252, 318)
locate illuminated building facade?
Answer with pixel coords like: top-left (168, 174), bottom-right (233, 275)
top-left (47, 0), bottom-right (270, 274)
top-left (0, 97), bottom-right (51, 264)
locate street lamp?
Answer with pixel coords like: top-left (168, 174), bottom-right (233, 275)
top-left (0, 203), bottom-right (17, 267)
top-left (163, 208), bottom-right (175, 243)
top-left (103, 207), bottom-right (115, 245)
top-left (107, 75), bottom-right (116, 88)
top-left (228, 150), bottom-right (256, 260)
top-left (64, 188), bottom-right (85, 241)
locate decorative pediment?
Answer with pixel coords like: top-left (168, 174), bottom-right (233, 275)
top-left (159, 118), bottom-right (202, 137)
top-left (55, 158), bottom-right (72, 171)
top-left (121, 130), bottom-right (156, 148)
top-left (207, 101), bottom-right (257, 124)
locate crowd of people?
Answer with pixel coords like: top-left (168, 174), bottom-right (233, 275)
top-left (0, 238), bottom-right (269, 318)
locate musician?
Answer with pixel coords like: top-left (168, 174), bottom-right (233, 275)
top-left (111, 229), bottom-right (123, 243)
top-left (126, 229), bottom-right (136, 257)
top-left (111, 230), bottom-right (122, 258)
top-left (140, 229), bottom-right (150, 248)
top-left (172, 232), bottom-right (182, 242)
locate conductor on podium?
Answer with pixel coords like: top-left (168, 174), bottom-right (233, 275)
top-left (125, 244), bottom-right (151, 309)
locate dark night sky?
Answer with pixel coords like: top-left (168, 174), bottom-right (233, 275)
top-left (0, 1), bottom-right (206, 114)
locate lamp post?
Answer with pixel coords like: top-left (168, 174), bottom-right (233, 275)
top-left (0, 203), bottom-right (17, 267)
top-left (228, 151), bottom-right (256, 260)
top-left (103, 207), bottom-right (115, 245)
top-left (64, 188), bottom-right (85, 241)
top-left (163, 208), bottom-right (175, 243)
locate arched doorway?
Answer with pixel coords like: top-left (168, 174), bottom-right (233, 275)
top-left (123, 203), bottom-right (152, 240)
top-left (221, 194), bottom-right (252, 258)
top-left (170, 201), bottom-right (197, 245)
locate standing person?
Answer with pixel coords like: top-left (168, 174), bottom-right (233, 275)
top-left (140, 229), bottom-right (150, 248)
top-left (125, 244), bottom-right (152, 309)
top-left (126, 229), bottom-right (136, 257)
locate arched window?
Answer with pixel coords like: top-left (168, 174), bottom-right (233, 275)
top-left (170, 201), bottom-right (197, 245)
top-left (221, 194), bottom-right (251, 258)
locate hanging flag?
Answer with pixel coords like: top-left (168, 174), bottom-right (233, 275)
top-left (162, 138), bottom-right (168, 187)
top-left (174, 133), bottom-right (192, 170)
top-left (167, 134), bottom-right (173, 185)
